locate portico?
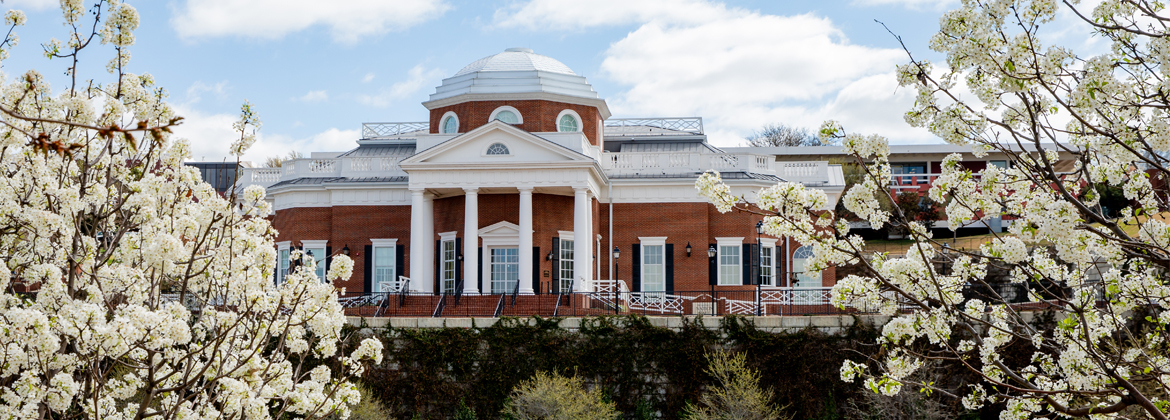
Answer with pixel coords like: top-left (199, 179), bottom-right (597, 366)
top-left (399, 121), bottom-right (607, 295)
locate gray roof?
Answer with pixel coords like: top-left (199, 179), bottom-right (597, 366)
top-left (609, 172), bottom-right (781, 182)
top-left (269, 176), bottom-right (408, 188)
top-left (338, 144), bottom-right (416, 158)
top-left (723, 143), bottom-right (1073, 156)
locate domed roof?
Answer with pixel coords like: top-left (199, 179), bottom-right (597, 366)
top-left (454, 48), bottom-right (577, 77)
top-left (425, 48), bottom-right (608, 118)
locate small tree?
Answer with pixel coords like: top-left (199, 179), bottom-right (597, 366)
top-left (264, 150), bottom-right (304, 168)
top-left (502, 371), bottom-right (618, 420)
top-left (0, 2), bottom-right (382, 419)
top-left (745, 123), bottom-right (835, 147)
top-left (684, 352), bottom-right (790, 420)
top-left (697, 0), bottom-right (1170, 418)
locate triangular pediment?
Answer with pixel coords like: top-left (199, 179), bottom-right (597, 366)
top-left (478, 221), bottom-right (520, 237)
top-left (401, 120), bottom-right (590, 166)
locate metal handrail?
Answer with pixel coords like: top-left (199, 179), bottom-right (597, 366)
top-left (510, 280), bottom-right (520, 306)
top-left (432, 294), bottom-right (446, 318)
top-left (493, 294), bottom-right (505, 317)
top-left (553, 291), bottom-right (562, 317)
top-left (452, 278), bottom-right (465, 307)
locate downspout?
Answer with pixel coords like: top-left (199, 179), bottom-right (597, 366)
top-left (608, 182), bottom-right (614, 281)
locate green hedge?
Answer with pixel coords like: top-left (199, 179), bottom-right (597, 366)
top-left (360, 316), bottom-right (882, 419)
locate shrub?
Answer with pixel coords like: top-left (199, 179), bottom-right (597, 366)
top-left (684, 352), bottom-right (790, 420)
top-left (327, 386), bottom-right (392, 420)
top-left (502, 371), bottom-right (618, 420)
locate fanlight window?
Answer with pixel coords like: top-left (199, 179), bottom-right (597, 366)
top-left (494, 110), bottom-right (519, 124)
top-left (558, 114), bottom-right (579, 132)
top-left (442, 116), bottom-right (458, 133)
top-left (486, 143), bottom-right (510, 155)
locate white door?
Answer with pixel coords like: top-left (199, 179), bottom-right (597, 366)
top-left (490, 247), bottom-right (519, 294)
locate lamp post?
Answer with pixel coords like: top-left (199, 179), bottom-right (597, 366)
top-left (612, 246), bottom-right (620, 281)
top-left (755, 221), bottom-right (764, 316)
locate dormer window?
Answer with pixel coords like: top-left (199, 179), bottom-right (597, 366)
top-left (489, 106), bottom-right (523, 125)
top-left (440, 112), bottom-right (459, 134)
top-left (486, 143), bottom-right (510, 155)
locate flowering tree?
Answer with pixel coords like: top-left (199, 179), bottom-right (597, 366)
top-left (0, 1), bottom-right (381, 419)
top-left (700, 0), bottom-right (1170, 418)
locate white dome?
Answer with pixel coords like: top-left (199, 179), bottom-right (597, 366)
top-left (454, 48), bottom-right (577, 77)
top-left (426, 48), bottom-right (605, 111)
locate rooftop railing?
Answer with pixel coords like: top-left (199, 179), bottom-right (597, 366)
top-left (604, 117), bottom-right (703, 136)
top-left (362, 122), bottom-right (429, 139)
top-left (237, 155), bottom-right (408, 190)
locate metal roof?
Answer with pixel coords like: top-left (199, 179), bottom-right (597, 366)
top-left (429, 48), bottom-right (600, 104)
top-left (723, 143), bottom-right (1074, 156)
top-left (619, 142), bottom-right (722, 153)
top-left (269, 176), bottom-right (408, 188)
top-left (608, 172), bottom-right (782, 182)
top-left (338, 144), bottom-right (416, 158)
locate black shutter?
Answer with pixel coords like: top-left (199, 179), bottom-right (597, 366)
top-left (742, 244), bottom-right (752, 285)
top-left (396, 245), bottom-right (405, 288)
top-left (551, 237), bottom-right (560, 293)
top-left (478, 247), bottom-right (484, 293)
top-left (533, 246), bottom-right (541, 295)
top-left (455, 238), bottom-right (463, 293)
top-left (363, 245), bottom-right (373, 294)
top-left (631, 244), bottom-right (641, 292)
top-left (273, 251), bottom-right (279, 286)
top-left (325, 246), bottom-right (332, 282)
top-left (709, 244), bottom-right (717, 286)
top-left (434, 240), bottom-right (441, 295)
top-left (665, 244), bottom-right (675, 293)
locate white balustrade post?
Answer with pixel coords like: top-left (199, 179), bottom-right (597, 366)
top-left (463, 188), bottom-right (480, 295)
top-left (573, 188), bottom-right (592, 292)
top-left (518, 187), bottom-right (534, 295)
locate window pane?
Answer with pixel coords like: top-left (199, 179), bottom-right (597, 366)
top-left (719, 245), bottom-right (740, 285)
top-left (642, 245), bottom-right (664, 292)
top-left (279, 249), bottom-right (289, 284)
top-left (305, 248), bottom-right (326, 282)
top-left (761, 247), bottom-right (773, 286)
top-left (443, 117), bottom-right (457, 133)
top-left (495, 110), bottom-right (519, 124)
top-left (374, 246), bottom-right (396, 292)
top-left (560, 239), bottom-right (574, 292)
top-left (558, 114), bottom-right (578, 132)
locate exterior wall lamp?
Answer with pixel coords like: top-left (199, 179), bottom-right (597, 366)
top-left (341, 245), bottom-right (350, 255)
top-left (547, 250), bottom-right (554, 261)
top-left (685, 242), bottom-right (692, 257)
top-left (707, 245), bottom-right (716, 258)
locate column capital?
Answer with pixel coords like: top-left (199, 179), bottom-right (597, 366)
top-left (573, 186), bottom-right (588, 194)
top-left (463, 187), bottom-right (479, 193)
top-left (410, 188), bottom-right (426, 195)
top-left (516, 186), bottom-right (534, 193)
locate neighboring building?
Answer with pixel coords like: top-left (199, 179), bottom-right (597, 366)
top-left (186, 162), bottom-right (253, 195)
top-left (237, 48), bottom-right (847, 302)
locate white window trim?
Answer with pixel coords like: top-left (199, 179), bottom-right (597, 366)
top-left (638, 237), bottom-right (667, 292)
top-left (370, 238), bottom-right (398, 292)
top-left (716, 237), bottom-right (743, 286)
top-left (482, 140), bottom-right (513, 157)
top-left (558, 230), bottom-right (575, 241)
top-left (440, 111), bottom-right (459, 134)
top-left (759, 238), bottom-right (778, 287)
top-left (438, 231), bottom-right (458, 241)
top-left (489, 106), bottom-right (523, 124)
top-left (276, 241), bottom-right (291, 284)
top-left (437, 232), bottom-right (457, 292)
top-left (301, 240), bottom-right (328, 282)
top-left (556, 109), bottom-right (582, 132)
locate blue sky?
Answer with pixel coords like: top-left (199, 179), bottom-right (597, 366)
top-left (0, 0), bottom-right (1099, 163)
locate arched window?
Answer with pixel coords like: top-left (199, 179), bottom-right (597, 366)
top-left (791, 246), bottom-right (821, 288)
top-left (495, 110), bottom-right (519, 124)
top-left (558, 114), bottom-right (579, 132)
top-left (441, 112), bottom-right (459, 134)
top-left (490, 106), bottom-right (523, 124)
top-left (486, 143), bottom-right (510, 155)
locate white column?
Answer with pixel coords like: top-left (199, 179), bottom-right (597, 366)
top-left (409, 189), bottom-right (426, 292)
top-left (573, 188), bottom-right (592, 292)
top-left (463, 188), bottom-right (479, 295)
top-left (421, 192), bottom-right (435, 293)
top-left (518, 187), bottom-right (535, 295)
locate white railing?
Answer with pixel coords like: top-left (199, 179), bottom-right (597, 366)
top-left (348, 157), bottom-right (400, 173)
top-left (237, 155), bottom-right (410, 190)
top-left (362, 122), bottom-right (428, 138)
top-left (779, 161), bottom-right (829, 184)
top-left (250, 168), bottom-right (281, 183)
top-left (599, 152), bottom-right (785, 177)
top-left (604, 117), bottom-right (703, 136)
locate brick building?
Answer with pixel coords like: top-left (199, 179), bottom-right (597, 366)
top-left (237, 48), bottom-right (847, 306)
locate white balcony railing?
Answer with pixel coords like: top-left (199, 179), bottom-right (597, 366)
top-left (778, 161), bottom-right (829, 184)
top-left (604, 117), bottom-right (703, 136)
top-left (361, 122), bottom-right (428, 138)
top-left (237, 155), bottom-right (408, 190)
top-left (599, 152), bottom-right (783, 177)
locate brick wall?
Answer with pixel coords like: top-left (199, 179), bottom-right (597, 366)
top-left (429, 99), bottom-right (603, 146)
top-left (272, 196), bottom-right (835, 294)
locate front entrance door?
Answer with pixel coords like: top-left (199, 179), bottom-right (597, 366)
top-left (490, 247), bottom-right (519, 294)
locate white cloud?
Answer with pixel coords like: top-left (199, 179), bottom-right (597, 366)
top-left (362, 73), bottom-right (376, 83)
top-left (171, 0), bottom-right (451, 43)
top-left (599, 11), bottom-right (918, 146)
top-left (493, 0), bottom-right (735, 30)
top-left (358, 64), bottom-right (444, 107)
top-left (2, 0), bottom-right (56, 11)
top-left (185, 80), bottom-right (229, 104)
top-left (172, 105), bottom-right (359, 164)
top-left (294, 90), bottom-right (328, 103)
